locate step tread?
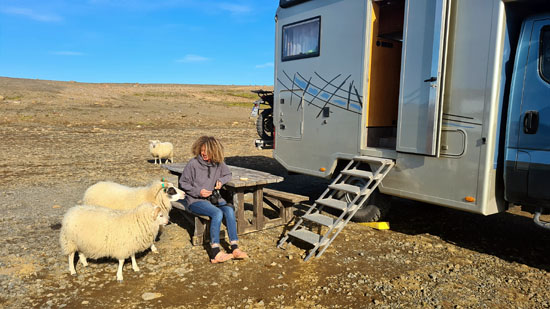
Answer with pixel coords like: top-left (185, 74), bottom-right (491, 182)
top-left (316, 198), bottom-right (348, 211)
top-left (329, 183), bottom-right (361, 195)
top-left (353, 155), bottom-right (394, 165)
top-left (288, 229), bottom-right (322, 246)
top-left (341, 169), bottom-right (377, 179)
top-left (302, 213), bottom-right (337, 227)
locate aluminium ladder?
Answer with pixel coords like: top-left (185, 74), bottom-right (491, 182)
top-left (277, 155), bottom-right (395, 261)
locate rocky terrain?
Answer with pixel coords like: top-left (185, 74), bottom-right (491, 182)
top-left (1, 77), bottom-right (550, 308)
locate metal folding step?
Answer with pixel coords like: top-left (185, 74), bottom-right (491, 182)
top-left (277, 155), bottom-right (395, 261)
top-left (315, 198), bottom-right (348, 211)
top-left (328, 183), bottom-right (361, 195)
top-left (288, 229), bottom-right (324, 246)
top-left (302, 213), bottom-right (337, 228)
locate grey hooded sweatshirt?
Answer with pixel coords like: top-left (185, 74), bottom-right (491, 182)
top-left (178, 155), bottom-right (232, 206)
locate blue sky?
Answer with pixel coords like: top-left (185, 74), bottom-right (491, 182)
top-left (0, 0), bottom-right (278, 85)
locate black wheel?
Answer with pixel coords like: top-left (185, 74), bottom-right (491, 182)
top-left (350, 189), bottom-right (391, 222)
top-left (256, 108), bottom-right (274, 140)
top-left (335, 176), bottom-right (391, 222)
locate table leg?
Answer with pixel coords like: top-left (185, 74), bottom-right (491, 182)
top-left (253, 186), bottom-right (264, 230)
top-left (232, 188), bottom-right (245, 235)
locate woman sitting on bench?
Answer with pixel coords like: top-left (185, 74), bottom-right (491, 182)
top-left (179, 135), bottom-right (249, 263)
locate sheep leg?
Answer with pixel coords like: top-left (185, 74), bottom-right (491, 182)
top-left (116, 259), bottom-right (125, 282)
top-left (79, 252), bottom-right (88, 267)
top-left (150, 243), bottom-right (159, 254)
top-left (68, 252), bottom-right (76, 276)
top-left (131, 254), bottom-right (140, 272)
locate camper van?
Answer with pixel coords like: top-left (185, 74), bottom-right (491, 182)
top-left (265, 0), bottom-right (550, 259)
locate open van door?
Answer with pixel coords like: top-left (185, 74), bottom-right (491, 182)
top-left (396, 0), bottom-right (449, 156)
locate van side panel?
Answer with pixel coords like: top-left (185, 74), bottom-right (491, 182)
top-left (274, 0), bottom-right (367, 177)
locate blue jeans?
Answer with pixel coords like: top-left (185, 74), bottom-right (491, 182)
top-left (188, 200), bottom-right (238, 245)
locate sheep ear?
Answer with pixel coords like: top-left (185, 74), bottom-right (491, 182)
top-left (153, 207), bottom-right (161, 218)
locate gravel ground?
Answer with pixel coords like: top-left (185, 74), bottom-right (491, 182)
top-left (1, 77), bottom-right (550, 308)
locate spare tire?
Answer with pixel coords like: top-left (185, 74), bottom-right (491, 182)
top-left (256, 108), bottom-right (274, 140)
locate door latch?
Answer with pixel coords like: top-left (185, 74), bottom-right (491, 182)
top-left (523, 110), bottom-right (539, 134)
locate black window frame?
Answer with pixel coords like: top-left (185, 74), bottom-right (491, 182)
top-left (281, 16), bottom-right (321, 62)
top-left (280, 0), bottom-right (311, 9)
top-left (539, 25), bottom-right (550, 84)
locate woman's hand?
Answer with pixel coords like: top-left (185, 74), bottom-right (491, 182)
top-left (214, 180), bottom-right (222, 190)
top-left (200, 189), bottom-right (212, 197)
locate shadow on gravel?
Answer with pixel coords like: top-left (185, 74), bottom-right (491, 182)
top-left (386, 198), bottom-right (550, 271)
top-left (225, 155), bottom-right (330, 201)
top-left (224, 155), bottom-right (550, 270)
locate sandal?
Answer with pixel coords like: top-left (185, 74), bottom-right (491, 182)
top-left (210, 252), bottom-right (233, 264)
top-left (232, 248), bottom-right (249, 259)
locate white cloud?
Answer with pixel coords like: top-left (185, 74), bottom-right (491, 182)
top-left (176, 54), bottom-right (210, 63)
top-left (218, 3), bottom-right (252, 15)
top-left (51, 51), bottom-right (86, 56)
top-left (255, 62), bottom-right (273, 69)
top-left (1, 7), bottom-right (62, 22)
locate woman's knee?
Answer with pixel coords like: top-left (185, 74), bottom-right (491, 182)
top-left (222, 206), bottom-right (236, 220)
top-left (210, 208), bottom-right (223, 223)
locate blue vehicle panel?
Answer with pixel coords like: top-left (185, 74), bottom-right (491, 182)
top-left (505, 16), bottom-right (550, 205)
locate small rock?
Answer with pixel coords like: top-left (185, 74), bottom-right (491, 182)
top-left (52, 205), bottom-right (61, 209)
top-left (142, 292), bottom-right (162, 301)
top-left (81, 300), bottom-right (89, 305)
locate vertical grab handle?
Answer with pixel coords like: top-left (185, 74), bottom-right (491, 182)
top-left (523, 110), bottom-right (539, 134)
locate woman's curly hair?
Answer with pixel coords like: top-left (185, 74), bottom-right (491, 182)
top-left (191, 136), bottom-right (225, 164)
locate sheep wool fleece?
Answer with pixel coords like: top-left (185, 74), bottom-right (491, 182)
top-left (59, 203), bottom-right (161, 261)
top-left (82, 180), bottom-right (175, 217)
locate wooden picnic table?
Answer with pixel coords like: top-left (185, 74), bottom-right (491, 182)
top-left (163, 163), bottom-right (307, 244)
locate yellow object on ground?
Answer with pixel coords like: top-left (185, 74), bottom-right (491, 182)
top-left (359, 221), bottom-right (390, 230)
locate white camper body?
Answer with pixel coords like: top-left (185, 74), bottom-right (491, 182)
top-left (273, 0), bottom-right (550, 216)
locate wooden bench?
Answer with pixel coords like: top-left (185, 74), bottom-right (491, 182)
top-left (171, 188), bottom-right (309, 246)
top-left (262, 188), bottom-right (309, 225)
top-left (171, 199), bottom-right (227, 246)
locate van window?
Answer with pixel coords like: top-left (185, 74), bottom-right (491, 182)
top-left (282, 17), bottom-right (320, 61)
top-left (541, 26), bottom-right (550, 83)
top-left (280, 0), bottom-right (310, 8)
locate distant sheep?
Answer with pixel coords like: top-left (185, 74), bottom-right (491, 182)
top-left (59, 203), bottom-right (168, 282)
top-left (82, 180), bottom-right (183, 253)
top-left (149, 140), bottom-right (174, 164)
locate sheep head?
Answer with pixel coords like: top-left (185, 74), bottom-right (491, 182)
top-left (149, 140), bottom-right (160, 151)
top-left (153, 206), bottom-right (168, 226)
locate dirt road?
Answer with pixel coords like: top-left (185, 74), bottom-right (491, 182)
top-left (1, 77), bottom-right (550, 308)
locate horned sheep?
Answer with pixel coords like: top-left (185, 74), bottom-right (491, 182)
top-left (59, 203), bottom-right (168, 282)
top-left (149, 140), bottom-right (174, 164)
top-left (82, 180), bottom-right (183, 253)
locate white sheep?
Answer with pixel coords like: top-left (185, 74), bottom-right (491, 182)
top-left (59, 203), bottom-right (168, 282)
top-left (149, 140), bottom-right (174, 164)
top-left (82, 180), bottom-right (183, 253)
